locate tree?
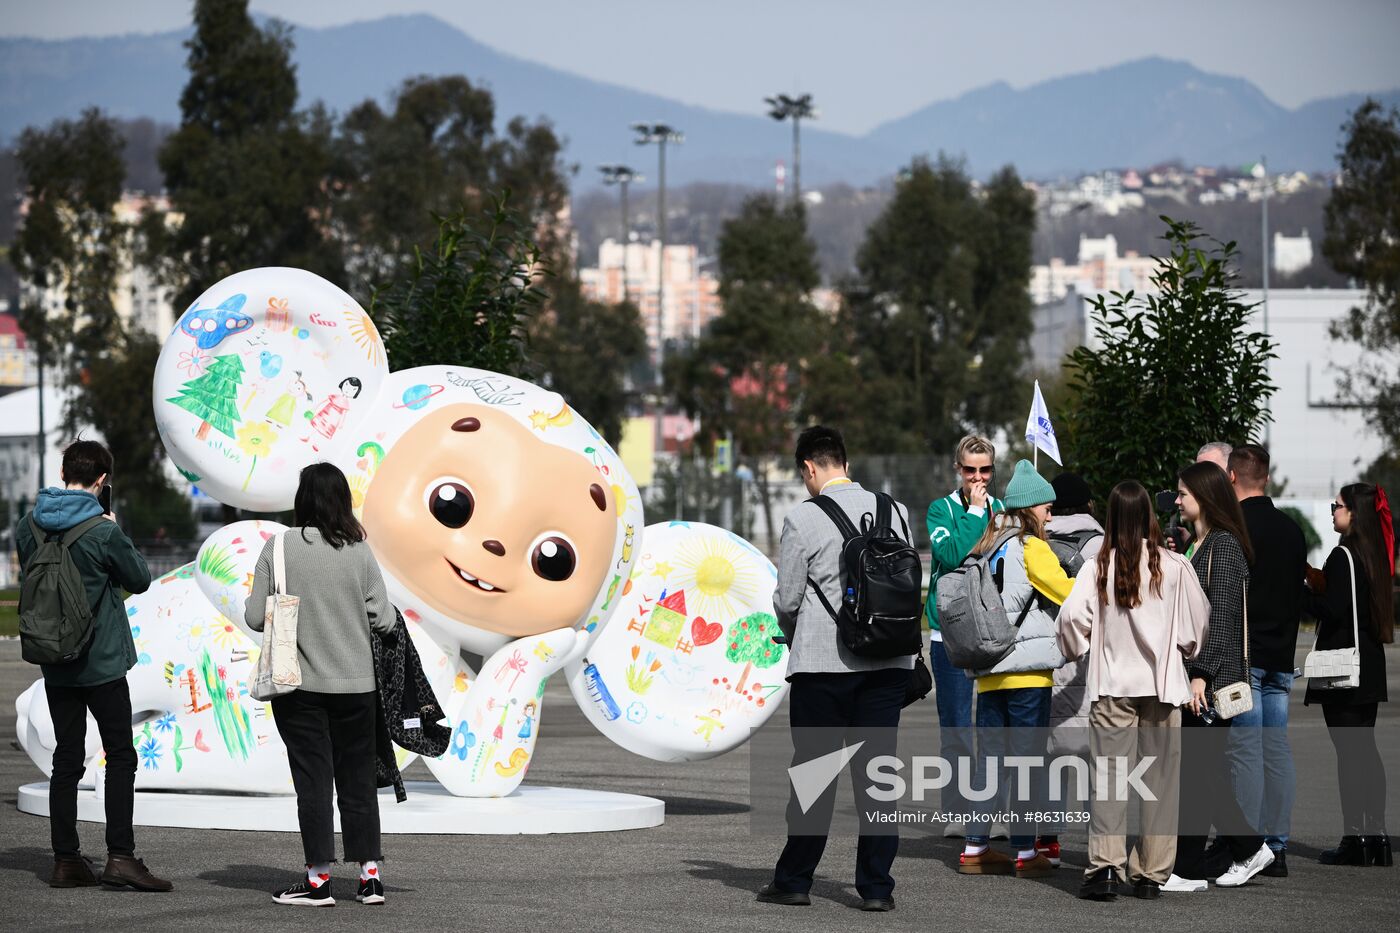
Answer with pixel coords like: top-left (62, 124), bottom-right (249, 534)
top-left (529, 279), bottom-right (647, 447)
top-left (331, 75), bottom-right (571, 298)
top-left (168, 354), bottom-right (245, 441)
top-left (369, 194), bottom-right (548, 376)
top-left (725, 611), bottom-right (783, 694)
top-left (146, 0), bottom-right (341, 309)
top-left (667, 196), bottom-right (824, 549)
top-left (1064, 216), bottom-right (1276, 500)
top-left (822, 157), bottom-right (1036, 454)
top-left (9, 108), bottom-right (127, 381)
top-left (1323, 98), bottom-right (1400, 448)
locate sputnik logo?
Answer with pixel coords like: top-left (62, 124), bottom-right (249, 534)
top-left (788, 742), bottom-right (864, 814)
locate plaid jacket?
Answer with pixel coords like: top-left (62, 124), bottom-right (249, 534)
top-left (1189, 529), bottom-right (1251, 688)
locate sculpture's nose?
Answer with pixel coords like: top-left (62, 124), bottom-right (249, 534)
top-left (482, 540), bottom-right (506, 556)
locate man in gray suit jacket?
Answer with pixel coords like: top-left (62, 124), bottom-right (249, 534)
top-left (758, 426), bottom-right (915, 914)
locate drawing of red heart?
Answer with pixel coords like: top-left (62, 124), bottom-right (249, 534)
top-left (692, 617), bottom-right (722, 646)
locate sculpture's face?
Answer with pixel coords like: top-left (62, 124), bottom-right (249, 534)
top-left (363, 405), bottom-right (618, 639)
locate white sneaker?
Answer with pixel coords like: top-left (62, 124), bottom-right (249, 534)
top-left (1214, 844), bottom-right (1275, 888)
top-left (1162, 873), bottom-right (1208, 893)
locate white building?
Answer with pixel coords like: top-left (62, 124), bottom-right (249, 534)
top-left (579, 238), bottom-right (722, 358)
top-left (1031, 288), bottom-right (1380, 558)
top-left (1273, 230), bottom-right (1314, 277)
top-left (1030, 234), bottom-right (1157, 305)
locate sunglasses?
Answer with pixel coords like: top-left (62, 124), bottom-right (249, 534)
top-left (959, 465), bottom-right (994, 477)
top-left (1331, 502), bottom-right (1346, 514)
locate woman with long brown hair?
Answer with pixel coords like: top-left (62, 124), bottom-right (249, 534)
top-left (1171, 461), bottom-right (1275, 889)
top-left (1305, 482), bottom-right (1394, 867)
top-left (1058, 481), bottom-right (1209, 900)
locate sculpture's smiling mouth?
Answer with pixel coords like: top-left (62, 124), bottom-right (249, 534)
top-left (444, 558), bottom-right (506, 594)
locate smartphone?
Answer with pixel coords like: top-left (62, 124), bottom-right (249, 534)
top-left (99, 483), bottom-right (113, 515)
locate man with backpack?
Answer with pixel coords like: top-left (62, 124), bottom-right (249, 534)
top-left (758, 426), bottom-right (918, 913)
top-left (16, 440), bottom-right (169, 892)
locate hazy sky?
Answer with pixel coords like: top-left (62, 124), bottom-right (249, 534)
top-left (5, 0), bottom-right (1399, 134)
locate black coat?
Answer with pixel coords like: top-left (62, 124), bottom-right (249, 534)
top-left (370, 608), bottom-right (451, 801)
top-left (1304, 545), bottom-right (1388, 706)
top-left (1240, 497), bottom-right (1307, 672)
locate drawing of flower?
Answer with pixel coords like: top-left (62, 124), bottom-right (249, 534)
top-left (448, 722), bottom-right (477, 760)
top-left (153, 713), bottom-right (176, 734)
top-left (236, 421), bottom-right (278, 491)
top-left (138, 736), bottom-right (162, 770)
top-left (177, 347), bottom-right (210, 376)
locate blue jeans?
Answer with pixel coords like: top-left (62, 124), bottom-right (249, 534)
top-left (1227, 667), bottom-right (1295, 851)
top-left (966, 686), bottom-right (1051, 848)
top-left (931, 639), bottom-right (974, 817)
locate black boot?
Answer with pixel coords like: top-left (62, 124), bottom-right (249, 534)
top-left (1319, 836), bottom-right (1367, 866)
top-left (1078, 866), bottom-right (1119, 901)
top-left (1364, 836), bottom-right (1393, 867)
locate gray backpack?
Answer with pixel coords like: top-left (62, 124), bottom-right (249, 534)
top-left (934, 527), bottom-right (1034, 670)
top-left (19, 515), bottom-right (106, 665)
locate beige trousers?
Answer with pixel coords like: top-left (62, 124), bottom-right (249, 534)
top-left (1086, 696), bottom-right (1181, 884)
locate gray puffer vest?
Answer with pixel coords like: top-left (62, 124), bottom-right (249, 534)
top-left (970, 532), bottom-right (1067, 678)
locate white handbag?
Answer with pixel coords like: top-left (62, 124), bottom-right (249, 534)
top-left (1206, 544), bottom-right (1255, 720)
top-left (251, 533), bottom-right (302, 701)
top-left (1302, 546), bottom-right (1362, 689)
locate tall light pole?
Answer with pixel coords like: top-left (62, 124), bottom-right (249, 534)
top-left (765, 93), bottom-right (816, 203)
top-left (1259, 154), bottom-right (1271, 446)
top-left (598, 164), bottom-right (643, 304)
top-left (632, 122), bottom-right (683, 368)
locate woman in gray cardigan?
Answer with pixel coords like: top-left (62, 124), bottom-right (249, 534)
top-left (246, 463), bottom-right (393, 907)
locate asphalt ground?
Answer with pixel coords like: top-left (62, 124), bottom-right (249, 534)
top-left (3, 639), bottom-right (1397, 933)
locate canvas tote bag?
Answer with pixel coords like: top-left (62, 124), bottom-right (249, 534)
top-left (251, 533), bottom-right (302, 701)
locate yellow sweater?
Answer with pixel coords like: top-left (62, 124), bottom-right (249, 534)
top-left (977, 536), bottom-right (1075, 694)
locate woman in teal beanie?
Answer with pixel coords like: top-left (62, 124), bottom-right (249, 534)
top-left (958, 460), bottom-right (1074, 879)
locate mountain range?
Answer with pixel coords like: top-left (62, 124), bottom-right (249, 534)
top-left (2, 14), bottom-right (1395, 187)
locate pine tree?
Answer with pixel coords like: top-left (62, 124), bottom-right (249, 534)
top-left (168, 354), bottom-right (244, 440)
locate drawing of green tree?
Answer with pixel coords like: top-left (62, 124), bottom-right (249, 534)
top-left (168, 353), bottom-right (244, 440)
top-left (725, 612), bottom-right (783, 693)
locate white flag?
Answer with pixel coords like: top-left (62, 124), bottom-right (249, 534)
top-left (1025, 380), bottom-right (1062, 465)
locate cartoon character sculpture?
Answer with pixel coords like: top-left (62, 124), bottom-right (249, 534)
top-left (14, 268), bottom-right (788, 804)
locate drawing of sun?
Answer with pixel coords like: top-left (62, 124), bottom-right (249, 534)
top-left (610, 482), bottom-right (635, 517)
top-left (344, 310), bottom-right (383, 366)
top-left (670, 535), bottom-right (760, 622)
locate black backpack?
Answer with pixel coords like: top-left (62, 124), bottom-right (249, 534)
top-left (19, 514), bottom-right (107, 665)
top-left (1047, 528), bottom-right (1103, 577)
top-left (806, 493), bottom-right (924, 659)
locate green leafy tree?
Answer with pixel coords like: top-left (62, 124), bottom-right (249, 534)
top-left (146, 0), bottom-right (341, 308)
top-left (369, 194), bottom-right (548, 375)
top-left (1064, 216), bottom-right (1276, 499)
top-left (530, 279), bottom-right (646, 446)
top-left (331, 75), bottom-right (570, 298)
top-left (168, 354), bottom-right (244, 441)
top-left (819, 157), bottom-right (1036, 454)
top-left (1323, 98), bottom-right (1400, 450)
top-left (9, 108), bottom-right (127, 383)
top-left (667, 196), bottom-right (824, 548)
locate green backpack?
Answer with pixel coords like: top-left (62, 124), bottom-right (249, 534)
top-left (19, 514), bottom-right (107, 665)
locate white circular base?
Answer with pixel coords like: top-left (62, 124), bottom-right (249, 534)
top-left (17, 781), bottom-right (664, 835)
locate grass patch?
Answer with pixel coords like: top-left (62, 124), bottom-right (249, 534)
top-left (0, 588), bottom-right (18, 637)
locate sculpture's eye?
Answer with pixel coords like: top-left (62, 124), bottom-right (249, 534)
top-left (530, 535), bottom-right (576, 582)
top-left (426, 479), bottom-right (474, 528)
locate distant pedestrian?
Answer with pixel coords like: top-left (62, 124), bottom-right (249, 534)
top-left (1058, 481), bottom-right (1208, 901)
top-left (956, 460), bottom-right (1071, 879)
top-left (758, 426), bottom-right (916, 913)
top-left (16, 440), bottom-right (168, 891)
top-left (1171, 462), bottom-right (1275, 890)
top-left (925, 434), bottom-right (1004, 837)
top-left (246, 463), bottom-right (394, 907)
top-left (1223, 444), bottom-right (1306, 878)
top-left (1304, 482), bottom-right (1393, 868)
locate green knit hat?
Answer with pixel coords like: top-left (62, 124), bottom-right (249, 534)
top-left (1003, 459), bottom-right (1056, 509)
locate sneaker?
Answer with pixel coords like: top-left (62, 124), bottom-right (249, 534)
top-left (356, 877), bottom-right (385, 905)
top-left (272, 878), bottom-right (336, 906)
top-left (1015, 853), bottom-right (1055, 878)
top-left (1215, 844), bottom-right (1275, 888)
top-left (958, 848), bottom-right (1014, 875)
top-left (1261, 850), bottom-right (1288, 877)
top-left (1162, 874), bottom-right (1208, 893)
top-left (1036, 839), bottom-right (1062, 867)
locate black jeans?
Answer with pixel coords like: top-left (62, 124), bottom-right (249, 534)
top-left (773, 667), bottom-right (909, 900)
top-left (271, 690), bottom-right (382, 864)
top-left (1322, 702), bottom-right (1387, 835)
top-left (1174, 709), bottom-right (1263, 879)
top-left (45, 677), bottom-right (137, 858)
